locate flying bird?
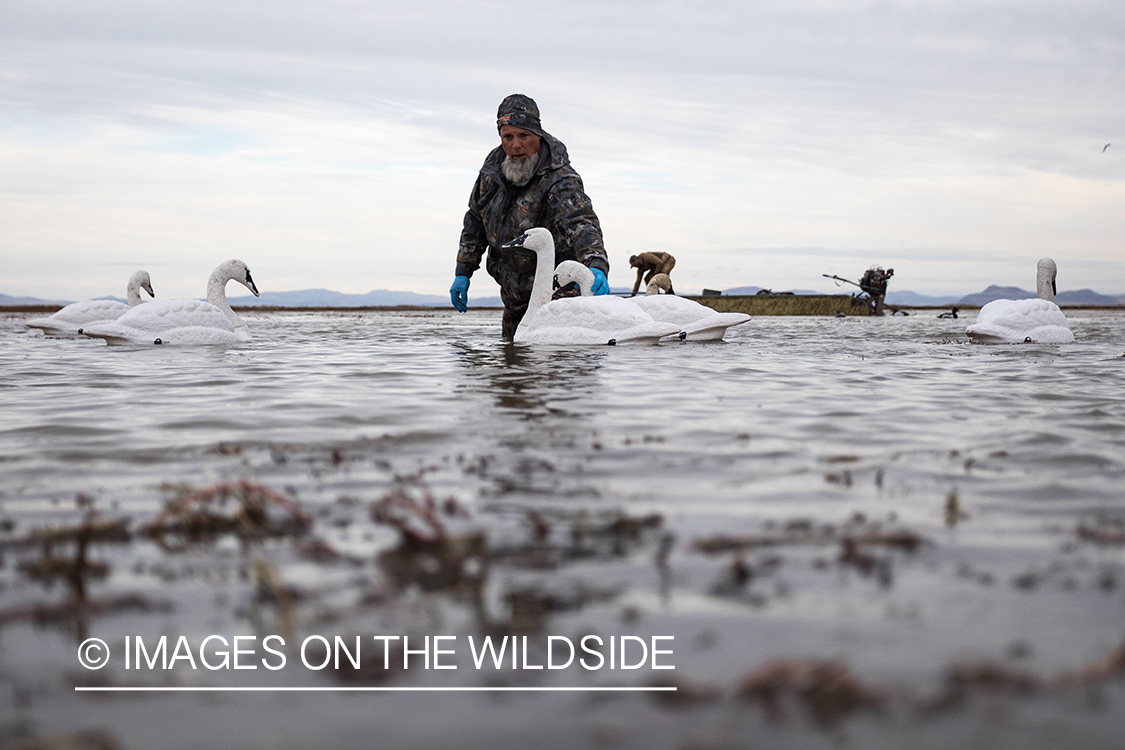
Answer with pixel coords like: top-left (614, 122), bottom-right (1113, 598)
top-left (1104, 143), bottom-right (1111, 152)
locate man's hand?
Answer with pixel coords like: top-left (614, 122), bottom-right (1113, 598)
top-left (590, 268), bottom-right (610, 296)
top-left (450, 275), bottom-right (470, 312)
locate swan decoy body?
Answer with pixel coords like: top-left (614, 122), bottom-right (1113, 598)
top-left (966, 258), bottom-right (1074, 344)
top-left (26, 270), bottom-right (154, 336)
top-left (554, 265), bottom-right (749, 341)
top-left (634, 273), bottom-right (751, 341)
top-left (82, 260), bottom-right (259, 345)
top-left (503, 230), bottom-right (681, 345)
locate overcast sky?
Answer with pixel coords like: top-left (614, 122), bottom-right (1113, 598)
top-left (1, 0), bottom-right (1122, 301)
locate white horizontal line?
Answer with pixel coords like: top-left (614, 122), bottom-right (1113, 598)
top-left (75, 686), bottom-right (676, 693)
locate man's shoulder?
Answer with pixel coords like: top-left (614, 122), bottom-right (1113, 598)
top-left (542, 134), bottom-right (571, 168)
top-left (538, 142), bottom-right (585, 193)
top-left (477, 145), bottom-right (505, 179)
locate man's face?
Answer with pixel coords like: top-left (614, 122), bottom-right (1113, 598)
top-left (500, 125), bottom-right (541, 160)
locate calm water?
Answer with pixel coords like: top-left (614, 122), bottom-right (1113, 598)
top-left (1, 308), bottom-right (1123, 749)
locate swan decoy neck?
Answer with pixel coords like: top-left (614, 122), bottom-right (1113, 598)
top-left (1036, 258), bottom-right (1057, 302)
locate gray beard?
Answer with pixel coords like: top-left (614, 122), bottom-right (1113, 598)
top-left (501, 153), bottom-right (539, 186)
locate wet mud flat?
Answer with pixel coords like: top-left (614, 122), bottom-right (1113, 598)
top-left (0, 309), bottom-right (1123, 749)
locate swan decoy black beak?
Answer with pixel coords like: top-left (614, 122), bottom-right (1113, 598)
top-left (245, 270), bottom-right (261, 297)
top-left (501, 232), bottom-right (529, 250)
top-left (501, 233), bottom-right (537, 266)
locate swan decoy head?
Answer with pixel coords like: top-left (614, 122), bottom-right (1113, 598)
top-left (501, 231), bottom-right (529, 250)
top-left (215, 259), bottom-right (260, 297)
top-left (501, 227), bottom-right (554, 254)
top-left (552, 260), bottom-right (594, 298)
top-left (501, 231), bottom-right (538, 266)
top-left (645, 273), bottom-right (672, 296)
top-left (125, 270), bottom-right (155, 306)
top-left (131, 270), bottom-right (155, 299)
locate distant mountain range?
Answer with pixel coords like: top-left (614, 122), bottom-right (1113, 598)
top-left (226, 288), bottom-right (497, 307)
top-left (4, 284), bottom-right (1123, 308)
top-left (886, 291), bottom-right (962, 306)
top-left (0, 293), bottom-right (74, 306)
top-left (952, 285), bottom-right (1125, 307)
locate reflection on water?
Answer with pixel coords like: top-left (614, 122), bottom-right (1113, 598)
top-left (452, 341), bottom-right (606, 417)
top-left (0, 308), bottom-right (1123, 748)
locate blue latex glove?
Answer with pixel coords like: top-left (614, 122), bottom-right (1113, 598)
top-left (450, 275), bottom-right (470, 312)
top-left (590, 268), bottom-right (610, 296)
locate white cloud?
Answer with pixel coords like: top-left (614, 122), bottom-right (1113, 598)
top-left (1, 0), bottom-right (1122, 300)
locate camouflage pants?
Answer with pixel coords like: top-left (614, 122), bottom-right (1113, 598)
top-left (498, 269), bottom-right (535, 340)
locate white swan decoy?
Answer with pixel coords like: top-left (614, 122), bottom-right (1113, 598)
top-left (503, 229), bottom-right (681, 345)
top-left (81, 259), bottom-right (259, 346)
top-left (633, 273), bottom-right (751, 341)
top-left (966, 258), bottom-right (1075, 344)
top-left (26, 270), bottom-right (155, 336)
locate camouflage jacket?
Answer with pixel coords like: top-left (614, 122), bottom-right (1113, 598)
top-left (456, 134), bottom-right (609, 303)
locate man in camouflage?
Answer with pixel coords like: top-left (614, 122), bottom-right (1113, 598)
top-left (450, 94), bottom-right (610, 339)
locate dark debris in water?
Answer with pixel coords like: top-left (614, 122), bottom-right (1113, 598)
top-left (0, 728), bottom-right (124, 750)
top-left (142, 480), bottom-right (311, 550)
top-left (1, 455), bottom-right (1122, 736)
top-left (2, 513), bottom-right (132, 604)
top-left (0, 593), bottom-right (169, 630)
top-left (738, 659), bottom-right (886, 727)
top-left (641, 634), bottom-right (1125, 729)
top-left (692, 519), bottom-right (927, 555)
top-left (1077, 517), bottom-right (1125, 545)
top-left (0, 517), bottom-right (130, 551)
top-left (923, 638), bottom-right (1125, 715)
